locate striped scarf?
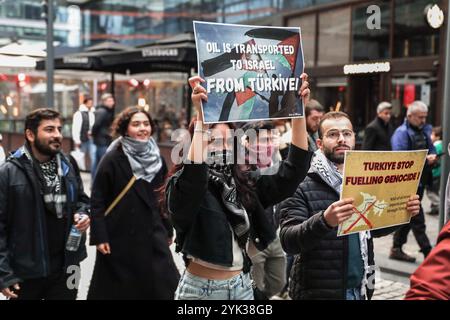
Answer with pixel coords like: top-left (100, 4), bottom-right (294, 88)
top-left (23, 145), bottom-right (66, 218)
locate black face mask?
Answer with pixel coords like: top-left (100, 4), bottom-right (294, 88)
top-left (208, 149), bottom-right (234, 167)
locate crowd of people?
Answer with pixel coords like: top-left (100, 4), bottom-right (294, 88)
top-left (0, 73), bottom-right (449, 301)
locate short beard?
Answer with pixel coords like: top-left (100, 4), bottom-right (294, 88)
top-left (323, 147), bottom-right (345, 164)
top-left (34, 137), bottom-right (60, 157)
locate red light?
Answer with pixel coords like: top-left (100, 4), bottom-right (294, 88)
top-left (128, 78), bottom-right (139, 87)
top-left (338, 86), bottom-right (346, 92)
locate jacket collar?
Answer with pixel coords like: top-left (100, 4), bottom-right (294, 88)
top-left (78, 104), bottom-right (93, 113)
top-left (11, 145), bottom-right (70, 177)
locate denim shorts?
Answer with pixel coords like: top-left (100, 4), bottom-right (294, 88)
top-left (175, 270), bottom-right (254, 300)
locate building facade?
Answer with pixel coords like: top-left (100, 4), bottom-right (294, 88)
top-left (278, 0), bottom-right (446, 137)
top-left (0, 0), bottom-right (446, 152)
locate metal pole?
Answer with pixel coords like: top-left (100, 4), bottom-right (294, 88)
top-left (93, 78), bottom-right (98, 107)
top-left (110, 72), bottom-right (115, 98)
top-left (46, 0), bottom-right (54, 108)
top-left (438, 0), bottom-right (450, 229)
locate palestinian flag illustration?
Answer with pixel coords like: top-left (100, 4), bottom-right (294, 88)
top-left (194, 21), bottom-right (304, 123)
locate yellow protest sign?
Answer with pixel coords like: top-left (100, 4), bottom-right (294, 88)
top-left (337, 150), bottom-right (428, 236)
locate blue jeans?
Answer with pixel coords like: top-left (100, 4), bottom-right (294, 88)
top-left (346, 288), bottom-right (362, 300)
top-left (80, 139), bottom-right (96, 175)
top-left (93, 145), bottom-right (108, 179)
top-left (175, 270), bottom-right (254, 300)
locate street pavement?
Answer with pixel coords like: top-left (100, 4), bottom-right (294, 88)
top-left (1, 172), bottom-right (442, 300)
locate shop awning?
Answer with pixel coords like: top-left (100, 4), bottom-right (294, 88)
top-left (100, 33), bottom-right (197, 74)
top-left (0, 54), bottom-right (38, 68)
top-left (35, 41), bottom-right (132, 72)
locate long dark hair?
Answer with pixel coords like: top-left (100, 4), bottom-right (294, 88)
top-left (157, 119), bottom-right (256, 218)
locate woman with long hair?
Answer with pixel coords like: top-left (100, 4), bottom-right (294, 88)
top-left (88, 106), bottom-right (179, 300)
top-left (164, 74), bottom-right (312, 300)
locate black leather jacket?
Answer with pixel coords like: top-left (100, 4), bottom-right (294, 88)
top-left (166, 145), bottom-right (312, 269)
top-left (0, 147), bottom-right (90, 290)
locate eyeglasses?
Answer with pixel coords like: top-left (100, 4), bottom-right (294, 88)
top-left (324, 129), bottom-right (355, 140)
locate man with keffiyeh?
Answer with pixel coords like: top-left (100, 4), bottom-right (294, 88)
top-left (0, 108), bottom-right (90, 300)
top-left (279, 111), bottom-right (421, 300)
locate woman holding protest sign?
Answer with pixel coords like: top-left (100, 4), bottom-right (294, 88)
top-left (163, 73), bottom-right (312, 300)
top-left (88, 107), bottom-right (179, 300)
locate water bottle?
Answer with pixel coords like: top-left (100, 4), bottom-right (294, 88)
top-left (66, 214), bottom-right (84, 252)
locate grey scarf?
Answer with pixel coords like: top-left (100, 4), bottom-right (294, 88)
top-left (108, 136), bottom-right (162, 184)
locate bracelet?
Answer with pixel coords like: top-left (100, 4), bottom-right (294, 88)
top-left (194, 128), bottom-right (211, 137)
top-left (194, 127), bottom-right (209, 133)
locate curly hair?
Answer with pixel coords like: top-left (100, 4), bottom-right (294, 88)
top-left (111, 106), bottom-right (155, 138)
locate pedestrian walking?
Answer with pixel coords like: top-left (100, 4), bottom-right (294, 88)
top-left (389, 101), bottom-right (437, 262)
top-left (91, 93), bottom-right (115, 177)
top-left (241, 121), bottom-right (287, 299)
top-left (0, 108), bottom-right (90, 300)
top-left (72, 96), bottom-right (96, 176)
top-left (362, 101), bottom-right (394, 151)
top-left (425, 126), bottom-right (442, 216)
top-left (305, 99), bottom-right (325, 152)
top-left (88, 106), bottom-right (179, 300)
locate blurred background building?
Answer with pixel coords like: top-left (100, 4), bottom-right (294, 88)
top-left (0, 0), bottom-right (446, 152)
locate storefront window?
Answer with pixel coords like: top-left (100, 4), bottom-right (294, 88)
top-left (318, 7), bottom-right (351, 66)
top-left (391, 72), bottom-right (438, 125)
top-left (352, 1), bottom-right (390, 62)
top-left (394, 0), bottom-right (441, 58)
top-left (311, 76), bottom-right (347, 113)
top-left (95, 74), bottom-right (188, 143)
top-left (287, 14), bottom-right (316, 68)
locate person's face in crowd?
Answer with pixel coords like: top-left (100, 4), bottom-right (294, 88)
top-left (408, 111), bottom-right (427, 129)
top-left (378, 108), bottom-right (392, 124)
top-left (26, 118), bottom-right (63, 158)
top-left (209, 124), bottom-right (233, 153)
top-left (127, 112), bottom-right (152, 142)
top-left (306, 110), bottom-right (324, 133)
top-left (245, 129), bottom-right (275, 168)
top-left (103, 97), bottom-right (115, 109)
top-left (317, 117), bottom-right (355, 164)
top-left (431, 131), bottom-right (440, 143)
top-left (85, 99), bottom-right (94, 109)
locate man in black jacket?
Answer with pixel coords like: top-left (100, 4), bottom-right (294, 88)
top-left (305, 99), bottom-right (325, 152)
top-left (279, 111), bottom-right (420, 300)
top-left (362, 102), bottom-right (394, 151)
top-left (0, 109), bottom-right (90, 300)
top-left (92, 93), bottom-right (115, 176)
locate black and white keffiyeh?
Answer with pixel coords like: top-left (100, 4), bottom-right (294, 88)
top-left (208, 162), bottom-right (250, 249)
top-left (310, 149), bottom-right (372, 299)
top-left (22, 144), bottom-right (66, 218)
